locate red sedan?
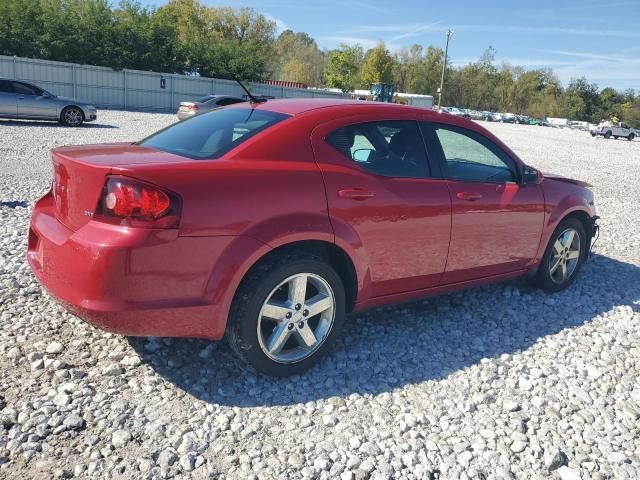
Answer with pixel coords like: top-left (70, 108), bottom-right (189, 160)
top-left (27, 99), bottom-right (599, 376)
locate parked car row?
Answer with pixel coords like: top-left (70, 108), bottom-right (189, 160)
top-left (442, 107), bottom-right (535, 125)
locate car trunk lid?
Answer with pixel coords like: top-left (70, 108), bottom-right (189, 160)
top-left (51, 143), bottom-right (192, 231)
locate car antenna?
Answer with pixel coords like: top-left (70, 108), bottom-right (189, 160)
top-left (232, 76), bottom-right (266, 104)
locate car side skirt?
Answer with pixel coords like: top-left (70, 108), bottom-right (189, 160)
top-left (353, 269), bottom-right (529, 312)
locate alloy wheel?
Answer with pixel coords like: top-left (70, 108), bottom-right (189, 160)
top-left (257, 273), bottom-right (335, 363)
top-left (64, 108), bottom-right (83, 126)
top-left (549, 228), bottom-right (581, 284)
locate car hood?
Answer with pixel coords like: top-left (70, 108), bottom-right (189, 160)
top-left (543, 172), bottom-right (592, 188)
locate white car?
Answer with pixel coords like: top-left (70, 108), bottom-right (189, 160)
top-left (591, 121), bottom-right (637, 140)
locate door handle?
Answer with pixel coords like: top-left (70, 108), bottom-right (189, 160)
top-left (456, 191), bottom-right (483, 201)
top-left (338, 188), bottom-right (375, 200)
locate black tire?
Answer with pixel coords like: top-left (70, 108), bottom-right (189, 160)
top-left (60, 106), bottom-right (84, 127)
top-left (590, 132), bottom-right (596, 137)
top-left (604, 131), bottom-right (612, 139)
top-left (226, 252), bottom-right (346, 376)
top-left (629, 133), bottom-right (636, 141)
top-left (535, 217), bottom-right (587, 292)
top-left (614, 135), bottom-right (619, 139)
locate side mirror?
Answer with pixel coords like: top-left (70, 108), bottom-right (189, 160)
top-left (352, 148), bottom-right (374, 162)
top-left (522, 165), bottom-right (543, 185)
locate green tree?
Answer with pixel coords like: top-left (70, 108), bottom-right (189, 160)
top-left (324, 44), bottom-right (363, 92)
top-left (0, 0), bottom-right (43, 58)
top-left (272, 30), bottom-right (325, 86)
top-left (360, 42), bottom-right (395, 86)
top-left (394, 44), bottom-right (445, 96)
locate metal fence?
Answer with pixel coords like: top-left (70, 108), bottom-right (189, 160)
top-left (0, 55), bottom-right (349, 112)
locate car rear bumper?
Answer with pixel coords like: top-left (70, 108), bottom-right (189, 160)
top-left (176, 111), bottom-right (195, 120)
top-left (26, 191), bottom-right (234, 340)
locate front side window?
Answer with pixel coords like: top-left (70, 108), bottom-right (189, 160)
top-left (12, 82), bottom-right (42, 96)
top-left (139, 108), bottom-right (289, 159)
top-left (433, 126), bottom-right (516, 183)
top-left (326, 120), bottom-right (429, 178)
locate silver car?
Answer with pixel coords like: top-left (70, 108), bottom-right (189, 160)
top-left (0, 78), bottom-right (97, 126)
top-left (176, 95), bottom-right (245, 120)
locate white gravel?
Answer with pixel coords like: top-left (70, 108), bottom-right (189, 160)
top-left (1, 112), bottom-right (639, 479)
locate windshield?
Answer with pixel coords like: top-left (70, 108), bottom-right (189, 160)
top-left (138, 108), bottom-right (289, 159)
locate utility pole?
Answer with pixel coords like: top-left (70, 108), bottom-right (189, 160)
top-left (437, 29), bottom-right (453, 110)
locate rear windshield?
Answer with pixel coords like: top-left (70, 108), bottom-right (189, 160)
top-left (196, 95), bottom-right (215, 103)
top-left (139, 108), bottom-right (289, 159)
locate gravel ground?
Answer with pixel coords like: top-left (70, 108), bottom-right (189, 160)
top-left (1, 112), bottom-right (639, 480)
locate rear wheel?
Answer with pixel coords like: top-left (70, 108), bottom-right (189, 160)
top-left (629, 133), bottom-right (636, 141)
top-left (535, 218), bottom-right (586, 292)
top-left (604, 131), bottom-right (612, 139)
top-left (226, 253), bottom-right (345, 376)
top-left (60, 106), bottom-right (84, 127)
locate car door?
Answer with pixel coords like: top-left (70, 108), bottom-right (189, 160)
top-left (422, 122), bottom-right (544, 284)
top-left (0, 80), bottom-right (17, 116)
top-left (312, 117), bottom-right (452, 297)
top-left (12, 81), bottom-right (57, 119)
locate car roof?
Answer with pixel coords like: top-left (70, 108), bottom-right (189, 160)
top-left (227, 98), bottom-right (427, 116)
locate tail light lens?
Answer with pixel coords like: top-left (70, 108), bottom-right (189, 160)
top-left (94, 176), bottom-right (181, 228)
top-left (188, 104), bottom-right (199, 110)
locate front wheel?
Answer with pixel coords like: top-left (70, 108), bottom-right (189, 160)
top-left (226, 253), bottom-right (345, 376)
top-left (60, 106), bottom-right (84, 127)
top-left (604, 131), bottom-right (612, 139)
top-left (629, 133), bottom-right (636, 141)
top-left (535, 218), bottom-right (587, 292)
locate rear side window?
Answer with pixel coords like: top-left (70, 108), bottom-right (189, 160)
top-left (431, 125), bottom-right (516, 183)
top-left (139, 108), bottom-right (289, 159)
top-left (216, 97), bottom-right (244, 106)
top-left (326, 120), bottom-right (429, 178)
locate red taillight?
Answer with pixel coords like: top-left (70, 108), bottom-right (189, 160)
top-left (95, 176), bottom-right (180, 228)
top-left (188, 104), bottom-right (199, 110)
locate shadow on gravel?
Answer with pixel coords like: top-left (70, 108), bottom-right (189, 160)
top-left (0, 200), bottom-right (28, 208)
top-left (129, 254), bottom-right (640, 407)
top-left (0, 120), bottom-right (117, 129)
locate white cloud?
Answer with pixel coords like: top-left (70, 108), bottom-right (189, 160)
top-left (264, 13), bottom-right (288, 35)
top-left (388, 22), bottom-right (442, 42)
top-left (317, 36), bottom-right (380, 50)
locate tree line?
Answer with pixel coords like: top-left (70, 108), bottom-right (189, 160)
top-left (1, 0), bottom-right (638, 125)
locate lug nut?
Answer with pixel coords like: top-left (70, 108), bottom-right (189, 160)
top-left (297, 321), bottom-right (304, 328)
top-left (295, 304), bottom-right (301, 310)
top-left (287, 323), bottom-right (294, 330)
top-left (286, 312), bottom-right (292, 319)
top-left (303, 309), bottom-right (309, 316)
